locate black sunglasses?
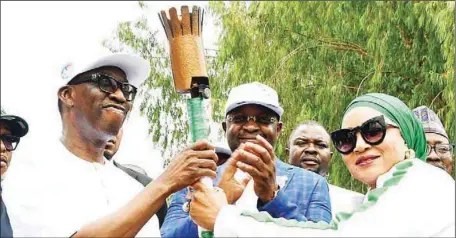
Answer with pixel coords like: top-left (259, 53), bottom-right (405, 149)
top-left (226, 115), bottom-right (278, 125)
top-left (331, 115), bottom-right (397, 155)
top-left (69, 73), bottom-right (137, 101)
top-left (0, 134), bottom-right (20, 152)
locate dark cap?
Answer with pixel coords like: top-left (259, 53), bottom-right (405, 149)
top-left (0, 115), bottom-right (29, 137)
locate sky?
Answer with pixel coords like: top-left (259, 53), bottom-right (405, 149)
top-left (1, 1), bottom-right (220, 178)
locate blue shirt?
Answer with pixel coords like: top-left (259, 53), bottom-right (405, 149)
top-left (1, 186), bottom-right (13, 238)
top-left (161, 158), bottom-right (332, 237)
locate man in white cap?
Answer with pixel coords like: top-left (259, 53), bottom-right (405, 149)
top-left (413, 106), bottom-right (454, 175)
top-left (3, 53), bottom-right (218, 237)
top-left (162, 82), bottom-right (331, 237)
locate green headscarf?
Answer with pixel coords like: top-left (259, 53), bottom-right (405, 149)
top-left (343, 93), bottom-right (427, 161)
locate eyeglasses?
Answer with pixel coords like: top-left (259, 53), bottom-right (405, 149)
top-left (226, 115), bottom-right (278, 125)
top-left (0, 134), bottom-right (20, 152)
top-left (427, 144), bottom-right (454, 157)
top-left (331, 115), bottom-right (398, 155)
top-left (69, 73), bottom-right (137, 101)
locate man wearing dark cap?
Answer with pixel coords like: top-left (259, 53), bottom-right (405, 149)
top-left (413, 106), bottom-right (454, 175)
top-left (1, 112), bottom-right (29, 238)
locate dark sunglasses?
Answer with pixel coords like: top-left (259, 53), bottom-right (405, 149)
top-left (69, 73), bottom-right (137, 101)
top-left (226, 115), bottom-right (278, 125)
top-left (0, 134), bottom-right (20, 152)
top-left (331, 115), bottom-right (398, 155)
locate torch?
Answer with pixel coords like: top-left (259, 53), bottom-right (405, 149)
top-left (158, 6), bottom-right (214, 238)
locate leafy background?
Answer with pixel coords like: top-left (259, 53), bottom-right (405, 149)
top-left (103, 1), bottom-right (455, 193)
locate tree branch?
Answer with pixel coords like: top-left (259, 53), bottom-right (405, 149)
top-left (356, 71), bottom-right (375, 96)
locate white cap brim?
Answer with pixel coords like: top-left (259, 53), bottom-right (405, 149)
top-left (62, 53), bottom-right (150, 88)
top-left (225, 101), bottom-right (283, 119)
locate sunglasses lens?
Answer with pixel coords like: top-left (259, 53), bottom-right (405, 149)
top-left (1, 135), bottom-right (19, 151)
top-left (99, 77), bottom-right (118, 94)
top-left (121, 85), bottom-right (136, 101)
top-left (332, 130), bottom-right (355, 154)
top-left (362, 121), bottom-right (385, 144)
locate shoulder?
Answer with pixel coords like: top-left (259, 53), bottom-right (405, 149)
top-left (275, 159), bottom-right (327, 185)
top-left (275, 158), bottom-right (305, 173)
top-left (406, 158), bottom-right (454, 187)
top-left (328, 184), bottom-right (364, 198)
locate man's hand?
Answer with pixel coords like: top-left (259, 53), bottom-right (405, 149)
top-left (157, 140), bottom-right (218, 194)
top-left (189, 182), bottom-right (228, 231)
top-left (234, 135), bottom-right (278, 204)
top-left (217, 152), bottom-right (252, 204)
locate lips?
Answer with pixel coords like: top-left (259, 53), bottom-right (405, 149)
top-left (355, 155), bottom-right (379, 166)
top-left (102, 104), bottom-right (127, 115)
top-left (238, 134), bottom-right (266, 143)
top-left (428, 162), bottom-right (446, 171)
top-left (0, 156), bottom-right (8, 168)
top-left (239, 137), bottom-right (258, 142)
top-left (105, 141), bottom-right (115, 149)
top-left (300, 157), bottom-right (320, 166)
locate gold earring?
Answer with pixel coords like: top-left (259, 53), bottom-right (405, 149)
top-left (405, 148), bottom-right (415, 160)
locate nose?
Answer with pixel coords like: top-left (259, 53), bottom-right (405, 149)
top-left (353, 132), bottom-right (370, 153)
top-left (427, 149), bottom-right (441, 162)
top-left (304, 144), bottom-right (318, 155)
top-left (0, 139), bottom-right (6, 153)
top-left (108, 88), bottom-right (127, 103)
top-left (242, 119), bottom-right (260, 133)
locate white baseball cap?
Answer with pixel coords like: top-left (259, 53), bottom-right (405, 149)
top-left (224, 82), bottom-right (283, 118)
top-left (60, 53), bottom-right (151, 88)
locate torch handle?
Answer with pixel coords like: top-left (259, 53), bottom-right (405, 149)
top-left (187, 96), bottom-right (214, 238)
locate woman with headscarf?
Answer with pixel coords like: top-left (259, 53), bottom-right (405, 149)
top-left (188, 93), bottom-right (455, 237)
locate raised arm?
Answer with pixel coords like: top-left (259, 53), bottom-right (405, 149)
top-left (73, 140), bottom-right (218, 237)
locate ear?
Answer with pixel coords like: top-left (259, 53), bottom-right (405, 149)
top-left (285, 147), bottom-right (290, 157)
top-left (329, 151), bottom-right (333, 159)
top-left (276, 121), bottom-right (283, 134)
top-left (58, 86), bottom-right (75, 108)
top-left (222, 121), bottom-right (227, 132)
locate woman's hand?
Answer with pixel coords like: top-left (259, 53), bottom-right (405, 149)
top-left (217, 151), bottom-right (252, 204)
top-left (189, 182), bottom-right (228, 231)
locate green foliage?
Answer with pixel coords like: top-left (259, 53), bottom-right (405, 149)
top-left (207, 1), bottom-right (454, 193)
top-left (105, 1), bottom-right (454, 193)
top-left (103, 11), bottom-right (190, 164)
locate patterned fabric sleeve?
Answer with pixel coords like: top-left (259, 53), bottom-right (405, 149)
top-left (305, 175), bottom-right (332, 223)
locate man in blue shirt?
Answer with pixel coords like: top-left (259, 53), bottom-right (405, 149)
top-left (161, 82), bottom-right (332, 237)
top-left (1, 113), bottom-right (29, 238)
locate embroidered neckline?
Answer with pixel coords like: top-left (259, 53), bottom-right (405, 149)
top-left (240, 159), bottom-right (415, 230)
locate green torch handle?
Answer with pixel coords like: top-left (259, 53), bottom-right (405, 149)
top-left (187, 97), bottom-right (209, 142)
top-left (187, 96), bottom-right (214, 238)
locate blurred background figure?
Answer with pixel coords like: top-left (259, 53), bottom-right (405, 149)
top-left (286, 121), bottom-right (364, 219)
top-left (413, 106), bottom-right (454, 175)
top-left (1, 112), bottom-right (29, 238)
